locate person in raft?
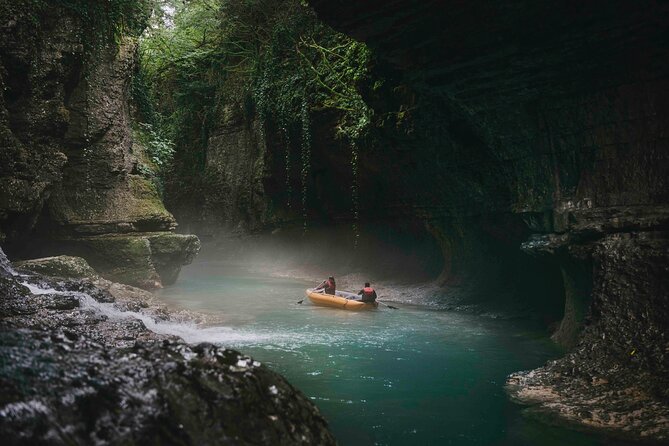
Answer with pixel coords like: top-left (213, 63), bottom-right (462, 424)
top-left (315, 276), bottom-right (336, 295)
top-left (357, 282), bottom-right (377, 303)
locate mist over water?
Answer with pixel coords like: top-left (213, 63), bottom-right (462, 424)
top-left (150, 233), bottom-right (633, 446)
top-left (7, 232), bottom-right (638, 445)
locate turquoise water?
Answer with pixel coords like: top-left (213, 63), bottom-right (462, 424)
top-left (156, 258), bottom-right (636, 446)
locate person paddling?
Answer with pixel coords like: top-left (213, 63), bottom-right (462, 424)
top-left (357, 282), bottom-right (377, 303)
top-left (315, 276), bottom-right (336, 295)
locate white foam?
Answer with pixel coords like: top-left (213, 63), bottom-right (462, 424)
top-left (0, 248), bottom-right (17, 276)
top-left (18, 279), bottom-right (393, 351)
top-left (21, 282), bottom-right (68, 296)
top-left (74, 293), bottom-right (290, 346)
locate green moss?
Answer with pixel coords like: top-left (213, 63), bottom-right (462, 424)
top-left (127, 175), bottom-right (172, 219)
top-left (14, 256), bottom-right (98, 279)
top-left (43, 232), bottom-right (200, 288)
top-left (73, 234), bottom-right (160, 288)
top-left (146, 233), bottom-right (201, 285)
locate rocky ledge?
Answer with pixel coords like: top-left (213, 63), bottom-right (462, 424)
top-left (508, 230), bottom-right (669, 441)
top-left (0, 250), bottom-right (335, 445)
top-left (27, 232), bottom-right (201, 289)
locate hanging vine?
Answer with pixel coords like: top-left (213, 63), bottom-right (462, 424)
top-left (282, 124), bottom-right (292, 209)
top-left (83, 140), bottom-right (92, 192)
top-left (254, 66), bottom-right (270, 151)
top-left (300, 94), bottom-right (311, 233)
top-left (138, 0), bottom-right (377, 232)
top-left (350, 139), bottom-right (360, 249)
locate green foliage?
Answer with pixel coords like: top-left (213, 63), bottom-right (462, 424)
top-left (47, 0), bottom-right (152, 46)
top-left (137, 0), bottom-right (376, 232)
top-left (131, 122), bottom-right (175, 196)
top-left (137, 123), bottom-right (175, 169)
top-left (138, 0), bottom-right (223, 179)
top-left (294, 35), bottom-right (372, 139)
top-left (139, 0), bottom-right (373, 152)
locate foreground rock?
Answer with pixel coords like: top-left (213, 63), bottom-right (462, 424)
top-left (14, 255), bottom-right (99, 279)
top-left (0, 251), bottom-right (336, 445)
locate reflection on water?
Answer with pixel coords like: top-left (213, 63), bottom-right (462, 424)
top-left (155, 258), bottom-right (637, 446)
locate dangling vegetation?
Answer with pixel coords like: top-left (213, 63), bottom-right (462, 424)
top-left (48, 0), bottom-right (152, 47)
top-left (135, 0), bottom-right (376, 232)
top-left (300, 94), bottom-right (311, 233)
top-left (350, 140), bottom-right (360, 248)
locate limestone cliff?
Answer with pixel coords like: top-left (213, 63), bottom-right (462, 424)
top-left (0, 1), bottom-right (199, 288)
top-left (167, 103), bottom-right (274, 235)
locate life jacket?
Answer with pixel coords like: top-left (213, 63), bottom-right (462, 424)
top-left (325, 279), bottom-right (335, 294)
top-left (362, 287), bottom-right (375, 301)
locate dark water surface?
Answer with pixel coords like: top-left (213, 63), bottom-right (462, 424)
top-left (155, 258), bottom-right (633, 446)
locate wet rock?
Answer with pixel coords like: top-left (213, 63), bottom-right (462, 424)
top-left (145, 232), bottom-right (201, 285)
top-left (0, 248), bottom-right (16, 278)
top-left (0, 330), bottom-right (335, 445)
top-left (507, 231), bottom-right (669, 441)
top-left (14, 256), bottom-right (98, 279)
top-left (0, 248), bottom-right (336, 444)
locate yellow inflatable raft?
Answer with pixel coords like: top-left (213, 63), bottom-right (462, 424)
top-left (305, 289), bottom-right (378, 311)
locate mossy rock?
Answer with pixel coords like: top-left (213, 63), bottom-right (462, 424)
top-left (146, 233), bottom-right (201, 285)
top-left (14, 256), bottom-right (99, 279)
top-left (48, 175), bottom-right (176, 235)
top-left (46, 232), bottom-right (200, 289)
top-left (66, 234), bottom-right (162, 289)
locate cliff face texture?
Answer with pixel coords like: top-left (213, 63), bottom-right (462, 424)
top-left (0, 2), bottom-right (199, 288)
top-left (167, 103), bottom-right (275, 236)
top-left (308, 0), bottom-right (669, 439)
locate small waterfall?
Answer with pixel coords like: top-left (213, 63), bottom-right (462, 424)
top-left (0, 247), bottom-right (17, 277)
top-left (17, 276), bottom-right (290, 348)
top-left (77, 292), bottom-right (283, 345)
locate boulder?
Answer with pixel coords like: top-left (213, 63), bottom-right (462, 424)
top-left (14, 255), bottom-right (98, 280)
top-left (40, 232), bottom-right (201, 289)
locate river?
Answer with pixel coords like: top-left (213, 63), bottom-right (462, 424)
top-left (154, 254), bottom-right (637, 446)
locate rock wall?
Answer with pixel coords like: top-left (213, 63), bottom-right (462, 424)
top-left (0, 2), bottom-right (199, 288)
top-left (308, 0), bottom-right (669, 439)
top-left (167, 103), bottom-right (274, 235)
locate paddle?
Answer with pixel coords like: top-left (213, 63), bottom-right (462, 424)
top-left (298, 281), bottom-right (326, 304)
top-left (377, 300), bottom-right (399, 310)
top-left (375, 294), bottom-right (399, 309)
